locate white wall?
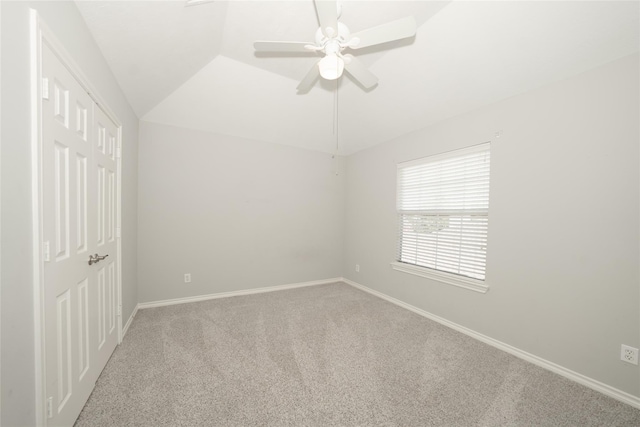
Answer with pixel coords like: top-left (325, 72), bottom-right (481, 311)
top-left (344, 54), bottom-right (640, 397)
top-left (0, 2), bottom-right (139, 425)
top-left (137, 122), bottom-right (345, 303)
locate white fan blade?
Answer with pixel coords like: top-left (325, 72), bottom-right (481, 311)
top-left (349, 16), bottom-right (417, 50)
top-left (343, 55), bottom-right (378, 89)
top-left (314, 0), bottom-right (338, 37)
top-left (254, 41), bottom-right (315, 53)
top-left (297, 60), bottom-right (321, 92)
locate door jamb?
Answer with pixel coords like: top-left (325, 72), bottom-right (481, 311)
top-left (30, 10), bottom-right (123, 426)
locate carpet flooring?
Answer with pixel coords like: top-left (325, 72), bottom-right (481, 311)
top-left (75, 282), bottom-right (640, 426)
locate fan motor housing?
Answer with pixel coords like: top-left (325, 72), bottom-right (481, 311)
top-left (315, 22), bottom-right (350, 49)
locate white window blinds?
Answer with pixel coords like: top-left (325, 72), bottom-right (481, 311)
top-left (397, 143), bottom-right (490, 281)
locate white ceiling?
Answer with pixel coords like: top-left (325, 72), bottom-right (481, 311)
top-left (76, 0), bottom-right (640, 155)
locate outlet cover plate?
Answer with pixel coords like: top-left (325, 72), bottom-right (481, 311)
top-left (621, 345), bottom-right (639, 365)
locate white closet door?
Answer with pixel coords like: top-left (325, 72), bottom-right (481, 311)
top-left (92, 103), bottom-right (119, 375)
top-left (42, 42), bottom-right (119, 427)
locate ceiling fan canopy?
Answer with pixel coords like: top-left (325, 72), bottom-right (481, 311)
top-left (254, 0), bottom-right (417, 92)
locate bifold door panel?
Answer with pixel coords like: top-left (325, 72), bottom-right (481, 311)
top-left (42, 43), bottom-right (119, 427)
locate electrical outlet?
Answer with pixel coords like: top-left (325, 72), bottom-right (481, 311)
top-left (355, 264), bottom-right (360, 273)
top-left (184, 273), bottom-right (191, 283)
top-left (621, 345), bottom-right (638, 365)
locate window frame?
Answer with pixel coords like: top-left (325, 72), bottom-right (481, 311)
top-left (392, 142), bottom-right (491, 294)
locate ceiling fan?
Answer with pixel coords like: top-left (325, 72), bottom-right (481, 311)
top-left (254, 0), bottom-right (417, 92)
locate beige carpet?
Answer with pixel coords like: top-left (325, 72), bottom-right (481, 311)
top-left (75, 282), bottom-right (640, 426)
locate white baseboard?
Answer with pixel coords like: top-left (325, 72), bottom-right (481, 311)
top-left (341, 277), bottom-right (640, 410)
top-left (137, 277), bottom-right (342, 310)
top-left (121, 304), bottom-right (139, 339)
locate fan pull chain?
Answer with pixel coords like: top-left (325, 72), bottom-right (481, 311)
top-left (332, 75), bottom-right (340, 176)
top-left (335, 76), bottom-right (339, 154)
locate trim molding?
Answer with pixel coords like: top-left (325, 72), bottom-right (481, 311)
top-left (390, 262), bottom-right (489, 293)
top-left (121, 304), bottom-right (139, 339)
top-left (138, 278), bottom-right (342, 310)
top-left (30, 11), bottom-right (46, 426)
top-left (341, 277), bottom-right (640, 410)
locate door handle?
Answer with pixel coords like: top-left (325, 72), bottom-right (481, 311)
top-left (88, 253), bottom-right (109, 266)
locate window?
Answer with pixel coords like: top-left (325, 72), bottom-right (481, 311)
top-left (392, 143), bottom-right (491, 293)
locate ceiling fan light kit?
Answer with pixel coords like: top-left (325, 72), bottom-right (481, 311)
top-left (318, 54), bottom-right (344, 80)
top-left (254, 0), bottom-right (417, 91)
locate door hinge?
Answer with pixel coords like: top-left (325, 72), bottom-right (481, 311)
top-left (117, 305), bottom-right (122, 316)
top-left (115, 227), bottom-right (121, 239)
top-left (42, 78), bottom-right (50, 100)
top-left (43, 241), bottom-right (51, 262)
top-left (46, 396), bottom-right (53, 419)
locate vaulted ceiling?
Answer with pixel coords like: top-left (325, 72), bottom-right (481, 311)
top-left (76, 0), bottom-right (640, 154)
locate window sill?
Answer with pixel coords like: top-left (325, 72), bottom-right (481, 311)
top-left (390, 262), bottom-right (489, 294)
